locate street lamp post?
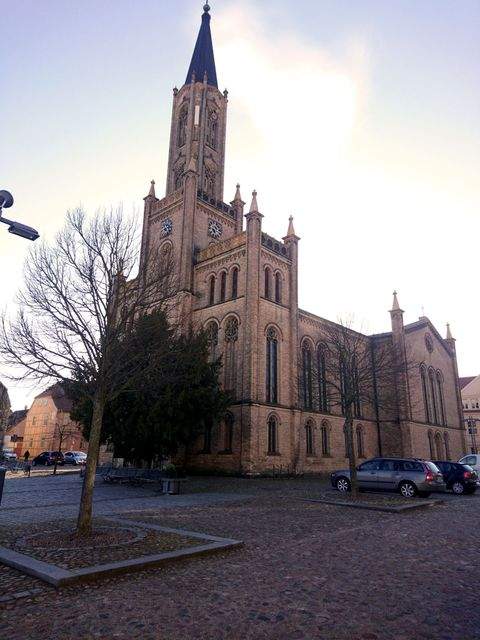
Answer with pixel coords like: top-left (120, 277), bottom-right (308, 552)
top-left (0, 190), bottom-right (39, 241)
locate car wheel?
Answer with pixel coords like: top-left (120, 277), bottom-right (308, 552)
top-left (336, 477), bottom-right (351, 492)
top-left (399, 481), bottom-right (417, 498)
top-left (452, 482), bottom-right (465, 495)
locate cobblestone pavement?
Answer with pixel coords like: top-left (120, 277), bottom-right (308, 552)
top-left (1, 474), bottom-right (479, 640)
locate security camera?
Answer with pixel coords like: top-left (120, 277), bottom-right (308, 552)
top-left (6, 221), bottom-right (40, 241)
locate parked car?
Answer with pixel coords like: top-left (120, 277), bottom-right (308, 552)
top-left (0, 450), bottom-right (17, 462)
top-left (331, 457), bottom-right (445, 498)
top-left (63, 451), bottom-right (87, 465)
top-left (434, 461), bottom-right (478, 495)
top-left (458, 454), bottom-right (480, 476)
top-left (32, 451), bottom-right (65, 467)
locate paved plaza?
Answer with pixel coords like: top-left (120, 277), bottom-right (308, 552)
top-left (0, 472), bottom-right (479, 640)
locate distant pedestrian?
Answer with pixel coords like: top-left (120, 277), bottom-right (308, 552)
top-left (23, 450), bottom-right (30, 462)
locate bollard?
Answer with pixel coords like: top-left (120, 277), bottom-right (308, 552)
top-left (0, 467), bottom-right (6, 507)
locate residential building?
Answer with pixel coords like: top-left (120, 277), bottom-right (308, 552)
top-left (460, 375), bottom-right (480, 453)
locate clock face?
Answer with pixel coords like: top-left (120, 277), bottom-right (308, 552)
top-left (208, 219), bottom-right (223, 239)
top-left (161, 218), bottom-right (173, 237)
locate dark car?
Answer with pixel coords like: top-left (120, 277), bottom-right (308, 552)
top-left (32, 451), bottom-right (65, 467)
top-left (331, 457), bottom-right (445, 498)
top-left (433, 461), bottom-right (478, 495)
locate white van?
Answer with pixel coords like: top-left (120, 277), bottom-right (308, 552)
top-left (459, 454), bottom-right (480, 476)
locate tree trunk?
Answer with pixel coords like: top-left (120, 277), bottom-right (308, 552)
top-left (345, 415), bottom-right (359, 497)
top-left (76, 394), bottom-right (105, 536)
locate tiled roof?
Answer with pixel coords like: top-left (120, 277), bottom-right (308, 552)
top-left (35, 383), bottom-right (72, 412)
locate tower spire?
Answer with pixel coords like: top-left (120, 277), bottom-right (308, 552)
top-left (186, 3), bottom-right (218, 88)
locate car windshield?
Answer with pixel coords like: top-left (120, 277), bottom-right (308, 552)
top-left (425, 461), bottom-right (441, 473)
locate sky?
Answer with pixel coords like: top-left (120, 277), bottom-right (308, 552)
top-left (1, 0), bottom-right (479, 409)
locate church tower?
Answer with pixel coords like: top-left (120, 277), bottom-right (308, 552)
top-left (166, 3), bottom-right (228, 201)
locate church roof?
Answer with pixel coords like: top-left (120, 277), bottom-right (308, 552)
top-left (186, 4), bottom-right (218, 88)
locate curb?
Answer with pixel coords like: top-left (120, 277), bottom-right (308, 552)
top-left (302, 497), bottom-right (444, 513)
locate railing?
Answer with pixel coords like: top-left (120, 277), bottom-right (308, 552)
top-left (261, 232), bottom-right (289, 258)
top-left (197, 190), bottom-right (237, 220)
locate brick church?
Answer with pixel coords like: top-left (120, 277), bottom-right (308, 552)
top-left (138, 4), bottom-right (466, 474)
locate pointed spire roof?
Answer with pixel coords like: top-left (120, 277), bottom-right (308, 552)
top-left (234, 184), bottom-right (242, 202)
top-left (286, 215), bottom-right (296, 237)
top-left (186, 4), bottom-right (218, 88)
top-left (392, 290), bottom-right (400, 311)
top-left (249, 190), bottom-right (259, 213)
top-left (446, 323), bottom-right (454, 340)
top-left (148, 180), bottom-right (156, 198)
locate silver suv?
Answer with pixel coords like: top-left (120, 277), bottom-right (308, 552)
top-left (331, 457), bottom-right (445, 498)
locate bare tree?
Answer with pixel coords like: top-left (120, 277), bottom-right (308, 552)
top-left (52, 418), bottom-right (79, 476)
top-left (0, 381), bottom-right (11, 452)
top-left (302, 318), bottom-right (417, 497)
top-left (0, 207), bottom-right (177, 534)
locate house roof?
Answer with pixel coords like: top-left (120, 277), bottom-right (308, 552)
top-left (35, 383), bottom-right (72, 413)
top-left (459, 376), bottom-right (476, 390)
top-left (7, 409), bottom-right (27, 428)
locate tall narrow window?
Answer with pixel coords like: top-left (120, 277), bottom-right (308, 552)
top-left (429, 369), bottom-right (438, 425)
top-left (268, 416), bottom-right (278, 454)
top-left (224, 413), bottom-right (234, 452)
top-left (305, 421), bottom-right (314, 456)
top-left (220, 272), bottom-right (226, 303)
top-left (340, 359), bottom-right (347, 416)
top-left (421, 365), bottom-right (431, 423)
top-left (343, 425), bottom-right (349, 457)
top-left (205, 321), bottom-right (218, 362)
top-left (209, 275), bottom-right (216, 306)
top-left (434, 432), bottom-right (443, 459)
top-left (207, 111), bottom-right (218, 149)
top-left (264, 267), bottom-right (271, 300)
top-left (317, 345), bottom-right (328, 412)
top-left (266, 327), bottom-right (278, 404)
top-left (436, 371), bottom-right (446, 426)
top-left (203, 420), bottom-right (212, 454)
top-left (302, 343), bottom-right (313, 409)
top-left (231, 267), bottom-right (238, 299)
top-left (275, 272), bottom-right (282, 304)
top-left (444, 432), bottom-right (450, 461)
top-left (224, 317), bottom-right (239, 398)
top-left (353, 356), bottom-right (361, 419)
top-left (428, 430), bottom-right (435, 459)
top-left (177, 106), bottom-right (188, 147)
top-left (321, 422), bottom-right (329, 456)
top-left (356, 425), bottom-right (365, 458)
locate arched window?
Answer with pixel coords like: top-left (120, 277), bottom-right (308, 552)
top-left (205, 321), bottom-right (218, 362)
top-left (302, 342), bottom-right (313, 409)
top-left (231, 267), bottom-right (238, 299)
top-left (264, 267), bottom-right (271, 300)
top-left (266, 327), bottom-right (278, 403)
top-left (204, 167), bottom-right (215, 196)
top-left (356, 425), bottom-right (365, 458)
top-left (206, 110), bottom-right (218, 149)
top-left (317, 345), bottom-right (328, 412)
top-left (208, 275), bottom-right (216, 306)
top-left (436, 371), bottom-right (446, 426)
top-left (224, 317), bottom-right (239, 398)
top-left (220, 272), bottom-right (227, 303)
top-left (267, 415), bottom-right (278, 454)
top-left (428, 430), bottom-right (435, 459)
top-left (444, 432), bottom-right (450, 461)
top-left (177, 106), bottom-right (188, 147)
top-left (421, 365), bottom-right (431, 423)
top-left (274, 272), bottom-right (282, 304)
top-left (305, 420), bottom-right (314, 456)
top-left (320, 422), bottom-right (330, 456)
top-left (434, 432), bottom-right (443, 460)
top-left (429, 369), bottom-right (439, 425)
top-left (174, 164), bottom-right (185, 190)
top-left (224, 413), bottom-right (234, 453)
